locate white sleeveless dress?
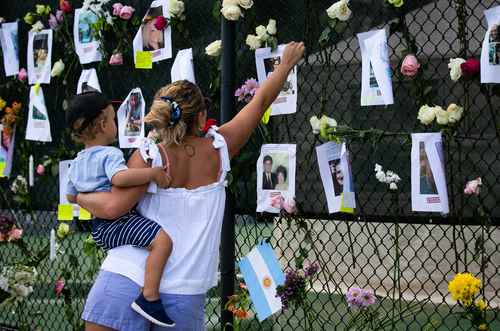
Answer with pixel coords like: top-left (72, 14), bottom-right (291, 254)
top-left (101, 127), bottom-right (231, 295)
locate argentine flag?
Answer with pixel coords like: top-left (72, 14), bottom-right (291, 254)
top-left (239, 242), bottom-right (285, 321)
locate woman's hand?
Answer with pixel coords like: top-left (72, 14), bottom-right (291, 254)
top-left (281, 41), bottom-right (305, 70)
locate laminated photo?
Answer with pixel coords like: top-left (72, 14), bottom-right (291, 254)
top-left (27, 29), bottom-right (53, 85)
top-left (0, 124), bottom-right (16, 178)
top-left (357, 29), bottom-right (394, 106)
top-left (0, 21), bottom-right (20, 76)
top-left (117, 88), bottom-right (145, 148)
top-left (481, 5), bottom-right (500, 83)
top-left (256, 44), bottom-right (298, 116)
top-left (256, 144), bottom-right (296, 213)
top-left (59, 160), bottom-right (80, 217)
top-left (77, 68), bottom-right (101, 94)
top-left (316, 141), bottom-right (355, 214)
top-left (26, 86), bottom-right (52, 142)
top-left (411, 133), bottom-right (449, 214)
top-left (133, 0), bottom-right (172, 64)
top-left (74, 8), bottom-right (102, 64)
top-left (171, 48), bottom-right (195, 83)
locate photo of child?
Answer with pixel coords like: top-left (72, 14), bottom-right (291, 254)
top-left (124, 92), bottom-right (143, 136)
top-left (141, 6), bottom-right (165, 52)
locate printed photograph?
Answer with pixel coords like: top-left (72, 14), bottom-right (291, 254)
top-left (141, 6), bottom-right (165, 51)
top-left (328, 159), bottom-right (344, 196)
top-left (81, 81), bottom-right (99, 94)
top-left (488, 23), bottom-right (500, 65)
top-left (419, 142), bottom-right (438, 195)
top-left (262, 152), bottom-right (289, 191)
top-left (264, 56), bottom-right (295, 98)
top-left (124, 92), bottom-right (142, 136)
top-left (78, 11), bottom-right (98, 44)
top-left (33, 33), bottom-right (49, 73)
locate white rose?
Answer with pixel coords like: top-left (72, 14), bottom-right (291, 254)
top-left (375, 171), bottom-right (387, 183)
top-left (374, 163), bottom-right (382, 173)
top-left (51, 59), bottom-right (65, 77)
top-left (169, 0), bottom-right (185, 18)
top-left (266, 19), bottom-right (277, 35)
top-left (309, 116), bottom-right (321, 134)
top-left (434, 106), bottom-right (449, 125)
top-left (238, 0), bottom-right (254, 9)
top-left (205, 40), bottom-right (222, 57)
top-left (31, 21), bottom-right (45, 32)
top-left (326, 0), bottom-right (351, 22)
top-left (245, 34), bottom-right (261, 50)
top-left (448, 58), bottom-right (465, 82)
top-left (389, 182), bottom-right (398, 190)
top-left (255, 25), bottom-right (269, 42)
top-left (447, 103), bottom-right (463, 123)
top-left (221, 4), bottom-right (242, 21)
top-left (417, 104), bottom-right (436, 125)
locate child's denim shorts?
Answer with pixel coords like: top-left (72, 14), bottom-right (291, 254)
top-left (82, 270), bottom-right (206, 331)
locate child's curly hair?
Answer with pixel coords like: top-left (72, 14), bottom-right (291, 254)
top-left (66, 92), bottom-right (112, 142)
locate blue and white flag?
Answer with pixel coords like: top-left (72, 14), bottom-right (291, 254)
top-left (239, 242), bottom-right (285, 321)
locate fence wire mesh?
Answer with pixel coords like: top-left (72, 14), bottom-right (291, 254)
top-left (0, 0), bottom-right (499, 330)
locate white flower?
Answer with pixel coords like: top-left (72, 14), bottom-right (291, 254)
top-left (374, 163), bottom-right (401, 190)
top-left (434, 106), bottom-right (448, 125)
top-left (448, 58), bottom-right (465, 82)
top-left (374, 163), bottom-right (382, 173)
top-left (266, 19), bottom-right (277, 35)
top-left (326, 0), bottom-right (352, 21)
top-left (320, 115), bottom-right (337, 128)
top-left (238, 0), bottom-right (254, 9)
top-left (375, 170), bottom-right (387, 183)
top-left (31, 21), bottom-right (45, 32)
top-left (0, 275), bottom-right (8, 291)
top-left (255, 25), bottom-right (269, 42)
top-left (447, 103), bottom-right (463, 124)
top-left (205, 40), bottom-right (222, 57)
top-left (51, 59), bottom-right (65, 77)
top-left (245, 34), bottom-right (261, 50)
top-left (417, 104), bottom-right (437, 125)
top-left (221, 3), bottom-right (242, 21)
top-left (12, 284), bottom-right (33, 298)
top-left (169, 0), bottom-right (185, 18)
top-left (309, 116), bottom-right (321, 134)
top-left (389, 182), bottom-right (398, 190)
top-left (11, 175), bottom-right (28, 194)
top-left (104, 12), bottom-right (114, 25)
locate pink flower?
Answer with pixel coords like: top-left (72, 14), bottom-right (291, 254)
top-left (119, 6), bottom-right (135, 20)
top-left (36, 164), bottom-right (45, 176)
top-left (55, 278), bottom-right (65, 297)
top-left (154, 16), bottom-right (168, 30)
top-left (359, 289), bottom-right (376, 307)
top-left (283, 198), bottom-right (297, 215)
top-left (460, 58), bottom-right (480, 79)
top-left (8, 227), bottom-right (22, 241)
top-left (56, 10), bottom-right (64, 23)
top-left (18, 68), bottom-right (27, 81)
top-left (464, 177), bottom-right (482, 196)
top-left (400, 54), bottom-right (420, 77)
top-left (112, 3), bottom-right (124, 16)
top-left (109, 52), bottom-right (123, 65)
top-left (48, 14), bottom-right (58, 29)
top-left (270, 195), bottom-right (284, 209)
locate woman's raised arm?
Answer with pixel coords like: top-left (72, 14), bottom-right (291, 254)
top-left (219, 42), bottom-right (305, 158)
top-left (76, 151), bottom-right (149, 219)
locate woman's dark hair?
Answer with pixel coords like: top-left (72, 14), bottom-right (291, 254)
top-left (276, 165), bottom-right (287, 181)
top-left (66, 92), bottom-right (111, 141)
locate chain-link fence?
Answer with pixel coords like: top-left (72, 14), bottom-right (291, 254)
top-left (1, 0), bottom-right (500, 330)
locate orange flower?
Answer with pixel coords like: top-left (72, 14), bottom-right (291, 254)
top-left (227, 304), bottom-right (236, 313)
top-left (4, 107), bottom-right (12, 114)
top-left (233, 309), bottom-right (251, 320)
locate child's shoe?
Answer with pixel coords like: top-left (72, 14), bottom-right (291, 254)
top-left (131, 293), bottom-right (175, 328)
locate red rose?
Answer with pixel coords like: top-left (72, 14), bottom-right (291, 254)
top-left (460, 58), bottom-right (480, 79)
top-left (59, 0), bottom-right (72, 14)
top-left (154, 16), bottom-right (168, 31)
top-left (202, 118), bottom-right (217, 133)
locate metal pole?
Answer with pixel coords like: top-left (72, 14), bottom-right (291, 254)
top-left (220, 15), bottom-right (236, 331)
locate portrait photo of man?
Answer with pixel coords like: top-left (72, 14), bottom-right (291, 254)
top-left (262, 155), bottom-right (277, 190)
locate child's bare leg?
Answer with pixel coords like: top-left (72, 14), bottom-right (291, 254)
top-left (142, 230), bottom-right (172, 301)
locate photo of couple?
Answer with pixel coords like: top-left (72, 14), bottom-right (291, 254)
top-left (262, 154), bottom-right (289, 191)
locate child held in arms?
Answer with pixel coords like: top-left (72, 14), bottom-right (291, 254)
top-left (65, 92), bottom-right (175, 328)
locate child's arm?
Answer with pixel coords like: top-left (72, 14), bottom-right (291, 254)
top-left (67, 195), bottom-right (77, 203)
top-left (112, 167), bottom-right (171, 188)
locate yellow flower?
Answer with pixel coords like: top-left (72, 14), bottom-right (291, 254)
top-left (448, 272), bottom-right (481, 307)
top-left (475, 299), bottom-right (487, 311)
top-left (24, 12), bottom-right (35, 25)
top-left (478, 324), bottom-right (488, 331)
top-left (57, 223), bottom-right (70, 239)
top-left (388, 0), bottom-right (404, 7)
top-left (36, 5), bottom-right (46, 15)
top-left (0, 97), bottom-right (6, 110)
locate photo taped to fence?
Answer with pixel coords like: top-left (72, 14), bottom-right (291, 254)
top-left (481, 5), bottom-right (500, 82)
top-left (74, 8), bottom-right (102, 64)
top-left (28, 29), bottom-right (52, 85)
top-left (117, 88), bottom-right (145, 148)
top-left (0, 21), bottom-right (20, 76)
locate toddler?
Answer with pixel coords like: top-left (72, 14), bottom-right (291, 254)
top-left (65, 92), bottom-right (175, 328)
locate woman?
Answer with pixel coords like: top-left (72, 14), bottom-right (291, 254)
top-left (78, 42), bottom-right (305, 330)
top-left (274, 165), bottom-right (288, 191)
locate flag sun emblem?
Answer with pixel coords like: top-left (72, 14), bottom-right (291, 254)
top-left (262, 276), bottom-right (272, 288)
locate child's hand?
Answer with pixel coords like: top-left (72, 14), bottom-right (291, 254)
top-left (152, 167), bottom-right (171, 188)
